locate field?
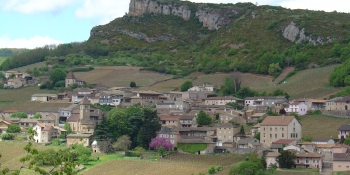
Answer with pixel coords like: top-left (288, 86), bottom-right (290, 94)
top-left (137, 78), bottom-right (188, 92)
top-left (300, 115), bottom-right (350, 139)
top-left (10, 61), bottom-right (47, 72)
top-left (74, 66), bottom-right (173, 88)
top-left (81, 153), bottom-right (244, 175)
top-left (273, 67), bottom-right (295, 84)
top-left (188, 65), bottom-right (340, 99)
top-left (0, 56), bottom-right (7, 66)
top-left (0, 141), bottom-right (63, 174)
top-left (0, 86), bottom-right (70, 111)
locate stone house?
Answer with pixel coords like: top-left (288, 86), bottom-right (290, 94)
top-left (163, 91), bottom-right (183, 101)
top-left (0, 110), bottom-right (19, 118)
top-left (295, 152), bottom-right (322, 170)
top-left (188, 84), bottom-right (214, 92)
top-left (99, 92), bottom-right (121, 106)
top-left (250, 113), bottom-right (267, 122)
top-left (160, 116), bottom-right (180, 127)
top-left (179, 115), bottom-right (195, 127)
top-left (33, 123), bottom-right (54, 143)
top-left (333, 153), bottom-right (350, 172)
top-left (312, 138), bottom-right (335, 145)
top-left (58, 108), bottom-right (72, 125)
top-left (158, 126), bottom-right (178, 146)
top-left (182, 91), bottom-right (214, 102)
top-left (216, 123), bottom-right (236, 143)
top-left (285, 102), bottom-right (308, 115)
top-left (236, 138), bottom-right (260, 148)
top-left (31, 94), bottom-right (58, 102)
top-left (270, 139), bottom-right (297, 152)
top-left (338, 124), bottom-right (350, 139)
top-left (66, 134), bottom-right (92, 147)
top-left (0, 119), bottom-right (11, 133)
top-left (260, 116), bottom-right (302, 147)
top-left (91, 140), bottom-right (101, 153)
top-left (266, 152), bottom-right (280, 168)
top-left (65, 72), bottom-right (85, 88)
top-left (244, 96), bottom-right (288, 108)
top-left (5, 78), bottom-right (23, 88)
top-left (204, 96), bottom-right (243, 106)
top-left (71, 88), bottom-right (94, 103)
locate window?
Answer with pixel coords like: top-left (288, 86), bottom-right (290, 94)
top-left (293, 128), bottom-right (295, 132)
top-left (270, 134), bottom-right (272, 138)
top-left (282, 133), bottom-right (284, 137)
top-left (275, 127), bottom-right (277, 131)
top-left (270, 127), bottom-right (272, 131)
top-left (347, 166), bottom-right (349, 168)
top-left (275, 134), bottom-right (277, 138)
top-left (264, 133), bottom-right (265, 137)
top-left (282, 128), bottom-right (284, 131)
top-left (297, 159), bottom-right (299, 163)
top-left (306, 159), bottom-right (309, 164)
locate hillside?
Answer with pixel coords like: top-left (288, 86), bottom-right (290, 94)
top-left (88, 0), bottom-right (350, 77)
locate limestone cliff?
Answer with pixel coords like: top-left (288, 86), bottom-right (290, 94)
top-left (128, 0), bottom-right (238, 30)
top-left (283, 21), bottom-right (332, 45)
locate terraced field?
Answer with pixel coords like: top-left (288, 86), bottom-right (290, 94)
top-left (82, 153), bottom-right (244, 175)
top-left (137, 78), bottom-right (188, 92)
top-left (74, 66), bottom-right (173, 87)
top-left (10, 62), bottom-right (47, 72)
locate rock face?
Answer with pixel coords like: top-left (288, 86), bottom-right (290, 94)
top-left (128, 0), bottom-right (238, 30)
top-left (196, 9), bottom-right (238, 30)
top-left (129, 0), bottom-right (191, 20)
top-left (283, 21), bottom-right (332, 45)
top-left (90, 27), bottom-right (175, 43)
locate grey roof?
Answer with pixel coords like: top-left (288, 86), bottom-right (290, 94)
top-left (245, 96), bottom-right (286, 100)
top-left (270, 143), bottom-right (283, 149)
top-left (171, 127), bottom-right (216, 132)
top-left (179, 115), bottom-right (195, 120)
top-left (178, 139), bottom-right (214, 144)
top-left (159, 126), bottom-right (171, 134)
top-left (237, 138), bottom-right (259, 144)
top-left (312, 138), bottom-right (333, 142)
top-left (66, 72), bottom-right (76, 79)
top-left (216, 123), bottom-right (234, 128)
top-left (338, 125), bottom-right (350, 131)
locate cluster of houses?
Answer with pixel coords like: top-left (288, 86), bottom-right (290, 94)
top-left (0, 70), bottom-right (35, 89)
top-left (3, 71), bottom-right (350, 173)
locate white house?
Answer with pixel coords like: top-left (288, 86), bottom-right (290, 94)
top-left (188, 84), bottom-right (214, 92)
top-left (285, 102), bottom-right (308, 115)
top-left (33, 123), bottom-right (54, 143)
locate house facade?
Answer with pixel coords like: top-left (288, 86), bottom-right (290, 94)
top-left (188, 84), bottom-right (214, 92)
top-left (65, 72), bottom-right (85, 87)
top-left (33, 123), bottom-right (54, 143)
top-left (295, 152), bottom-right (322, 170)
top-left (0, 119), bottom-right (11, 133)
top-left (216, 123), bottom-right (236, 143)
top-left (244, 96), bottom-right (288, 108)
top-left (338, 125), bottom-right (350, 139)
top-left (260, 116), bottom-right (302, 147)
top-left (204, 96), bottom-right (243, 106)
top-left (285, 102), bottom-right (308, 115)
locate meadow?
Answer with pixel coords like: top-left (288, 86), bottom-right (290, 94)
top-left (10, 61), bottom-right (47, 72)
top-left (81, 153), bottom-right (245, 175)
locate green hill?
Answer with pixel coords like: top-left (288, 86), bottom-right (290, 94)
top-left (87, 0), bottom-right (350, 77)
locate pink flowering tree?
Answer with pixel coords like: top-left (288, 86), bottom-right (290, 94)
top-left (149, 137), bottom-right (173, 151)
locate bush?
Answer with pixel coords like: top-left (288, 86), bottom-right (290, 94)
top-left (7, 124), bottom-right (21, 133)
top-left (307, 110), bottom-right (322, 115)
top-left (0, 133), bottom-right (14, 140)
top-left (208, 166), bottom-right (216, 174)
top-left (125, 151), bottom-right (140, 157)
top-left (71, 67), bottom-right (94, 72)
top-left (130, 81), bottom-right (136, 88)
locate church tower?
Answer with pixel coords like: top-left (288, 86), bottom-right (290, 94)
top-left (79, 96), bottom-right (90, 120)
top-left (65, 72), bottom-right (77, 87)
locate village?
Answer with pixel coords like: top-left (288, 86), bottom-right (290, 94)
top-left (1, 71), bottom-right (350, 174)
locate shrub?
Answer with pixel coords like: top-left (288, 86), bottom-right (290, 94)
top-left (1, 133), bottom-right (14, 140)
top-left (7, 124), bottom-right (21, 133)
top-left (130, 81), bottom-right (136, 88)
top-left (208, 166), bottom-right (216, 174)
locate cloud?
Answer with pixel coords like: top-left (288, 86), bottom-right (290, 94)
top-left (75, 0), bottom-right (130, 25)
top-left (1, 0), bottom-right (78, 14)
top-left (279, 0), bottom-right (350, 13)
top-left (0, 36), bottom-right (63, 49)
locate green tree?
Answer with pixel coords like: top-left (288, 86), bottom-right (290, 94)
top-left (344, 137), bottom-right (350, 145)
top-left (221, 77), bottom-right (235, 95)
top-left (254, 132), bottom-right (260, 141)
top-left (345, 75), bottom-right (350, 86)
top-left (7, 124), bottom-right (21, 133)
top-left (33, 113), bottom-right (42, 119)
top-left (10, 112), bottom-right (27, 118)
top-left (302, 136), bottom-right (312, 142)
top-left (63, 123), bottom-right (72, 134)
top-left (50, 68), bottom-right (66, 84)
top-left (130, 81), bottom-right (136, 88)
top-left (32, 67), bottom-right (41, 77)
top-left (180, 81), bottom-right (193, 92)
top-left (137, 107), bottom-right (161, 149)
top-left (112, 135), bottom-right (132, 152)
top-left (9, 74), bottom-right (15, 79)
top-left (157, 146), bottom-right (165, 157)
top-left (0, 83), bottom-right (4, 89)
top-left (107, 108), bottom-right (131, 139)
top-left (0, 72), bottom-right (5, 79)
top-left (277, 150), bottom-right (296, 169)
top-left (196, 110), bottom-right (212, 125)
top-left (268, 63), bottom-right (282, 77)
top-left (0, 133), bottom-right (14, 140)
top-left (239, 125), bottom-right (245, 135)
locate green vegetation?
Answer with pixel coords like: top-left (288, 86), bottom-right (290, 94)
top-left (7, 124), bottom-right (21, 133)
top-left (329, 59), bottom-right (350, 87)
top-left (177, 143), bottom-right (207, 154)
top-left (278, 150), bottom-right (297, 169)
top-left (10, 112), bottom-right (27, 118)
top-left (196, 110), bottom-right (212, 125)
top-left (130, 81), bottom-right (136, 88)
top-left (180, 80), bottom-right (193, 92)
top-left (229, 154), bottom-right (268, 175)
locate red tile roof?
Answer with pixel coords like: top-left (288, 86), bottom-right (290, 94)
top-left (272, 139), bottom-right (296, 145)
top-left (260, 116), bottom-right (296, 126)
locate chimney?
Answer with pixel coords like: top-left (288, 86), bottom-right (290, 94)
top-left (282, 114), bottom-right (285, 120)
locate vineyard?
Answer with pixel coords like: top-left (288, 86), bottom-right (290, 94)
top-left (81, 153), bottom-right (244, 175)
top-left (0, 86), bottom-right (70, 111)
top-left (300, 115), bottom-right (350, 139)
top-left (74, 66), bottom-right (173, 88)
top-left (0, 141), bottom-right (63, 174)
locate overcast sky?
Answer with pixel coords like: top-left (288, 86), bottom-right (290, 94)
top-left (0, 0), bottom-right (348, 49)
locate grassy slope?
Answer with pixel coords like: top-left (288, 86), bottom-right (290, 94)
top-left (10, 62), bottom-right (46, 72)
top-left (0, 57), bottom-right (7, 66)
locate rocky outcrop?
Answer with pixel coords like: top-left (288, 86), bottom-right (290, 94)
top-left (283, 21), bottom-right (332, 45)
top-left (128, 0), bottom-right (238, 30)
top-left (90, 27), bottom-right (175, 43)
top-left (129, 0), bottom-right (191, 20)
top-left (196, 9), bottom-right (238, 30)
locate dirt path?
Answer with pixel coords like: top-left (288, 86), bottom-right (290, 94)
top-left (272, 67), bottom-right (295, 85)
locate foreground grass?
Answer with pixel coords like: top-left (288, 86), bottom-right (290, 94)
top-left (83, 154), bottom-right (124, 170)
top-left (300, 114), bottom-right (350, 139)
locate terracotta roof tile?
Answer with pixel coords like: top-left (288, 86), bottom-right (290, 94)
top-left (260, 116), bottom-right (295, 126)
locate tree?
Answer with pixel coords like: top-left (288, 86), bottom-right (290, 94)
top-left (180, 81), bottom-right (193, 92)
top-left (10, 112), bottom-right (27, 118)
top-left (279, 108), bottom-right (287, 115)
top-left (107, 108), bottom-right (131, 139)
top-left (229, 154), bottom-right (265, 175)
top-left (112, 135), bottom-right (132, 152)
top-left (63, 123), bottom-right (72, 134)
top-left (344, 137), bottom-right (350, 145)
top-left (0, 72), bottom-right (5, 79)
top-left (157, 146), bottom-right (166, 157)
top-left (0, 133), bottom-right (14, 140)
top-left (196, 110), bottom-right (212, 125)
top-left (7, 124), bottom-right (21, 133)
top-left (33, 113), bottom-right (42, 119)
top-left (239, 125), bottom-right (245, 135)
top-left (50, 68), bottom-right (66, 84)
top-left (137, 108), bottom-right (161, 149)
top-left (9, 74), bottom-right (15, 79)
top-left (277, 150), bottom-right (296, 169)
top-left (221, 77), bottom-right (235, 95)
top-left (149, 137), bottom-right (173, 151)
top-left (130, 81), bottom-right (136, 88)
top-left (254, 132), bottom-right (260, 141)
top-left (302, 136), bottom-right (312, 142)
top-left (268, 63), bottom-right (282, 76)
